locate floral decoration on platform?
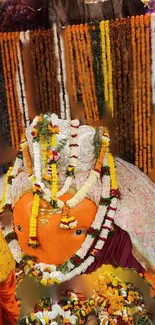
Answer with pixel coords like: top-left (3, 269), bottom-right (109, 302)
top-left (19, 272), bottom-right (153, 325)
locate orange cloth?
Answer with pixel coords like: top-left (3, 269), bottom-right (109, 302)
top-left (0, 271), bottom-right (20, 325)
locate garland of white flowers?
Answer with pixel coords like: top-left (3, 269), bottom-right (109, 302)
top-left (57, 119), bottom-right (80, 197)
top-left (53, 24), bottom-right (65, 120)
top-left (16, 32), bottom-right (30, 128)
top-left (151, 14), bottom-right (155, 104)
top-left (59, 33), bottom-right (71, 120)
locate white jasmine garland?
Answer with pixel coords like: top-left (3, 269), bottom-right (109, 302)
top-left (60, 34), bottom-right (71, 120)
top-left (33, 142), bottom-right (42, 182)
top-left (67, 170), bottom-right (100, 208)
top-left (57, 119), bottom-right (80, 197)
top-left (17, 32), bottom-right (30, 127)
top-left (53, 24), bottom-right (65, 120)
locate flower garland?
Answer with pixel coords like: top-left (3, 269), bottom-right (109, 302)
top-left (0, 46), bottom-right (11, 145)
top-left (145, 14), bottom-right (152, 174)
top-left (151, 14), bottom-right (155, 104)
top-left (57, 119), bottom-right (80, 198)
top-left (126, 18), bottom-right (134, 164)
top-left (1, 37), bottom-right (15, 147)
top-left (66, 26), bottom-right (77, 102)
top-left (136, 16), bottom-right (143, 169)
top-left (100, 21), bottom-right (108, 102)
top-left (131, 16), bottom-right (139, 168)
top-left (78, 24), bottom-right (93, 120)
top-left (71, 24), bottom-right (90, 120)
top-left (17, 32), bottom-right (30, 128)
top-left (85, 24), bottom-right (98, 121)
top-left (19, 272), bottom-right (152, 325)
top-left (105, 21), bottom-right (113, 117)
top-left (59, 32), bottom-right (71, 120)
top-left (89, 22), bottom-right (105, 118)
top-left (140, 15), bottom-right (147, 174)
top-left (53, 24), bottom-right (65, 120)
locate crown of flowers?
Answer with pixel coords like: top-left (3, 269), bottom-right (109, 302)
top-left (0, 114), bottom-right (120, 285)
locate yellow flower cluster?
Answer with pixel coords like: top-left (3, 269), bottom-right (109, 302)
top-left (108, 153), bottom-right (118, 190)
top-left (28, 193), bottom-right (40, 247)
top-left (0, 167), bottom-right (13, 213)
top-left (100, 21), bottom-right (108, 102)
top-left (51, 163), bottom-right (58, 201)
top-left (51, 133), bottom-right (56, 148)
top-left (41, 141), bottom-right (48, 175)
top-left (100, 21), bottom-right (114, 117)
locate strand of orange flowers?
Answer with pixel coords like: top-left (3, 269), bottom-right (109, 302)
top-left (100, 21), bottom-right (108, 102)
top-left (140, 15), bottom-right (147, 174)
top-left (145, 14), bottom-right (152, 174)
top-left (20, 133), bottom-right (33, 180)
top-left (9, 33), bottom-right (22, 149)
top-left (7, 36), bottom-right (19, 148)
top-left (74, 24), bottom-right (92, 120)
top-left (84, 24), bottom-right (99, 121)
top-left (131, 16), bottom-right (139, 168)
top-left (71, 25), bottom-right (90, 120)
top-left (135, 16), bottom-right (143, 169)
top-left (66, 26), bottom-right (77, 102)
top-left (79, 24), bottom-right (94, 119)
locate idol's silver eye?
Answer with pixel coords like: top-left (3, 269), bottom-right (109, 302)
top-left (17, 225), bottom-right (23, 232)
top-left (74, 229), bottom-right (86, 236)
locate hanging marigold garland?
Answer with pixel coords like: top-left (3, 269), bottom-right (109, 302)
top-left (140, 15), bottom-right (147, 174)
top-left (126, 18), bottom-right (134, 164)
top-left (131, 16), bottom-right (139, 168)
top-left (145, 14), bottom-right (152, 174)
top-left (135, 16), bottom-right (143, 169)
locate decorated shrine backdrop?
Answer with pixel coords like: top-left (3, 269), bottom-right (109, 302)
top-left (0, 13), bottom-right (155, 174)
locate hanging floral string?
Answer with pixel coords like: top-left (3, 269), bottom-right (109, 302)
top-left (85, 24), bottom-right (98, 120)
top-left (131, 16), bottom-right (139, 168)
top-left (66, 26), bottom-right (77, 102)
top-left (1, 36), bottom-right (16, 147)
top-left (140, 15), bottom-right (147, 174)
top-left (105, 21), bottom-right (114, 116)
top-left (89, 22), bottom-right (105, 118)
top-left (126, 18), bottom-right (134, 164)
top-left (0, 45), bottom-right (11, 144)
top-left (145, 14), bottom-right (152, 174)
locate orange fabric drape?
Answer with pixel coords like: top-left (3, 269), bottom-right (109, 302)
top-left (0, 271), bottom-right (20, 325)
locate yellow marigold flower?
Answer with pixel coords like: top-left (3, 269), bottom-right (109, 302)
top-left (40, 278), bottom-right (48, 286)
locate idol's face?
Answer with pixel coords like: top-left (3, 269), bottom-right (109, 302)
top-left (13, 192), bottom-right (97, 265)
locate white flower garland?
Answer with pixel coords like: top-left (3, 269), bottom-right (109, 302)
top-left (151, 14), bottom-right (155, 104)
top-left (53, 24), bottom-right (65, 120)
top-left (59, 34), bottom-right (71, 120)
top-left (57, 119), bottom-right (79, 197)
top-left (16, 32), bottom-right (30, 128)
